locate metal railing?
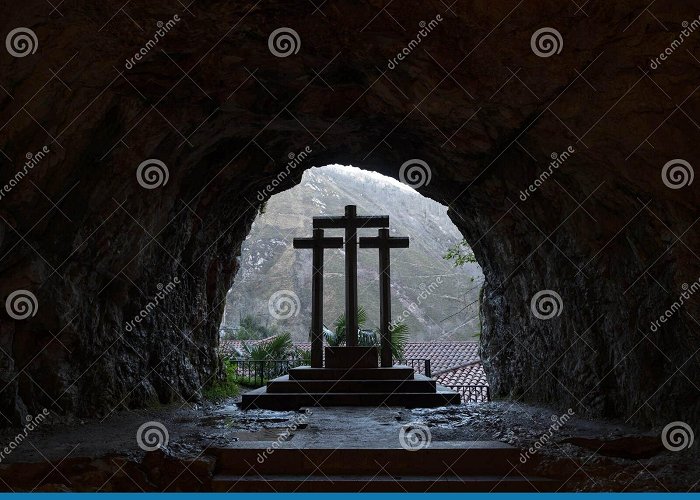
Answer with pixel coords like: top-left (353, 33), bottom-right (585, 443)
top-left (444, 384), bottom-right (491, 403)
top-left (230, 358), bottom-right (306, 387)
top-left (398, 358), bottom-right (431, 377)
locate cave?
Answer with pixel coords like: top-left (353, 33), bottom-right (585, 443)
top-left (1, 0), bottom-right (699, 492)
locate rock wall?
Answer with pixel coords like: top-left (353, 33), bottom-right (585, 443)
top-left (1, 0), bottom-right (698, 427)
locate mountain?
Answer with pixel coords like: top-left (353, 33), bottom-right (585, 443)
top-left (221, 165), bottom-right (484, 342)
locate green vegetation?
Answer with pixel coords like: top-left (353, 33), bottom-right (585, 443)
top-left (387, 322), bottom-right (409, 360)
top-left (235, 332), bottom-right (297, 385)
top-left (443, 239), bottom-right (477, 267)
top-left (203, 359), bottom-right (240, 401)
top-left (244, 331), bottom-right (294, 360)
top-left (232, 373), bottom-right (273, 387)
top-left (324, 306), bottom-right (409, 360)
top-left (324, 306), bottom-right (368, 347)
top-left (295, 347), bottom-right (312, 365)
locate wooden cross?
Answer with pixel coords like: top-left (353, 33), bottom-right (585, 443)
top-left (293, 228), bottom-right (343, 367)
top-left (359, 228), bottom-right (409, 367)
top-left (313, 205), bottom-right (388, 346)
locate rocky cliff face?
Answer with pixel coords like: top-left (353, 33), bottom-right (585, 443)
top-left (0, 0), bottom-right (698, 427)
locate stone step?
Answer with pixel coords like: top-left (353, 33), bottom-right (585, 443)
top-left (212, 444), bottom-right (519, 476)
top-left (288, 366), bottom-right (415, 381)
top-left (211, 473), bottom-right (557, 492)
top-left (240, 387), bottom-right (459, 410)
top-left (266, 375), bottom-right (436, 393)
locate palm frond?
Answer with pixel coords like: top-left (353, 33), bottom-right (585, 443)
top-left (389, 322), bottom-right (409, 360)
top-left (265, 332), bottom-right (292, 359)
top-left (295, 348), bottom-right (312, 365)
top-left (333, 306), bottom-right (367, 346)
top-left (244, 332), bottom-right (293, 360)
top-left (323, 324), bottom-right (341, 347)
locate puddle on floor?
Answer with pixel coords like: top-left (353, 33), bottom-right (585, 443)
top-left (233, 428), bottom-right (297, 441)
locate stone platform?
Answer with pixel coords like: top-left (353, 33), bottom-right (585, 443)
top-left (240, 365), bottom-right (460, 410)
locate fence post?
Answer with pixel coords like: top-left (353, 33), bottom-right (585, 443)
top-left (425, 359), bottom-right (431, 378)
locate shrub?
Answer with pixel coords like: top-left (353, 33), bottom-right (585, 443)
top-left (203, 359), bottom-right (240, 401)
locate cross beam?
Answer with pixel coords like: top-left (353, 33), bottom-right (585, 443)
top-left (293, 228), bottom-right (343, 367)
top-left (313, 205), bottom-right (389, 346)
top-left (359, 228), bottom-right (409, 367)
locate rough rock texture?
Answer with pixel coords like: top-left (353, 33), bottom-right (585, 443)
top-left (0, 1), bottom-right (698, 426)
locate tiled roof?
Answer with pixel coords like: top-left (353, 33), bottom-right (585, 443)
top-left (436, 362), bottom-right (488, 386)
top-left (293, 341), bottom-right (312, 351)
top-left (402, 342), bottom-right (479, 374)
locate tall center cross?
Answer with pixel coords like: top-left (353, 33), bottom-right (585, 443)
top-left (360, 228), bottom-right (409, 367)
top-left (313, 205), bottom-right (388, 346)
top-left (293, 228), bottom-right (343, 367)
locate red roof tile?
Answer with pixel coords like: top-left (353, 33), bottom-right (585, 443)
top-left (402, 342), bottom-right (480, 374)
top-left (436, 362), bottom-right (488, 386)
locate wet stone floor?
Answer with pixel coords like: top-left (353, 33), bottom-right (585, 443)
top-left (0, 392), bottom-right (698, 492)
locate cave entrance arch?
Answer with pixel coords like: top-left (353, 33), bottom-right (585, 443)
top-left (219, 164), bottom-right (484, 362)
top-left (0, 0), bottom-right (697, 431)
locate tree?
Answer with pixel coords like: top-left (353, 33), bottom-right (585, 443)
top-left (443, 239), bottom-right (476, 267)
top-left (244, 332), bottom-right (294, 361)
top-left (235, 314), bottom-right (278, 340)
top-left (239, 332), bottom-right (295, 385)
top-left (443, 239), bottom-right (482, 340)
